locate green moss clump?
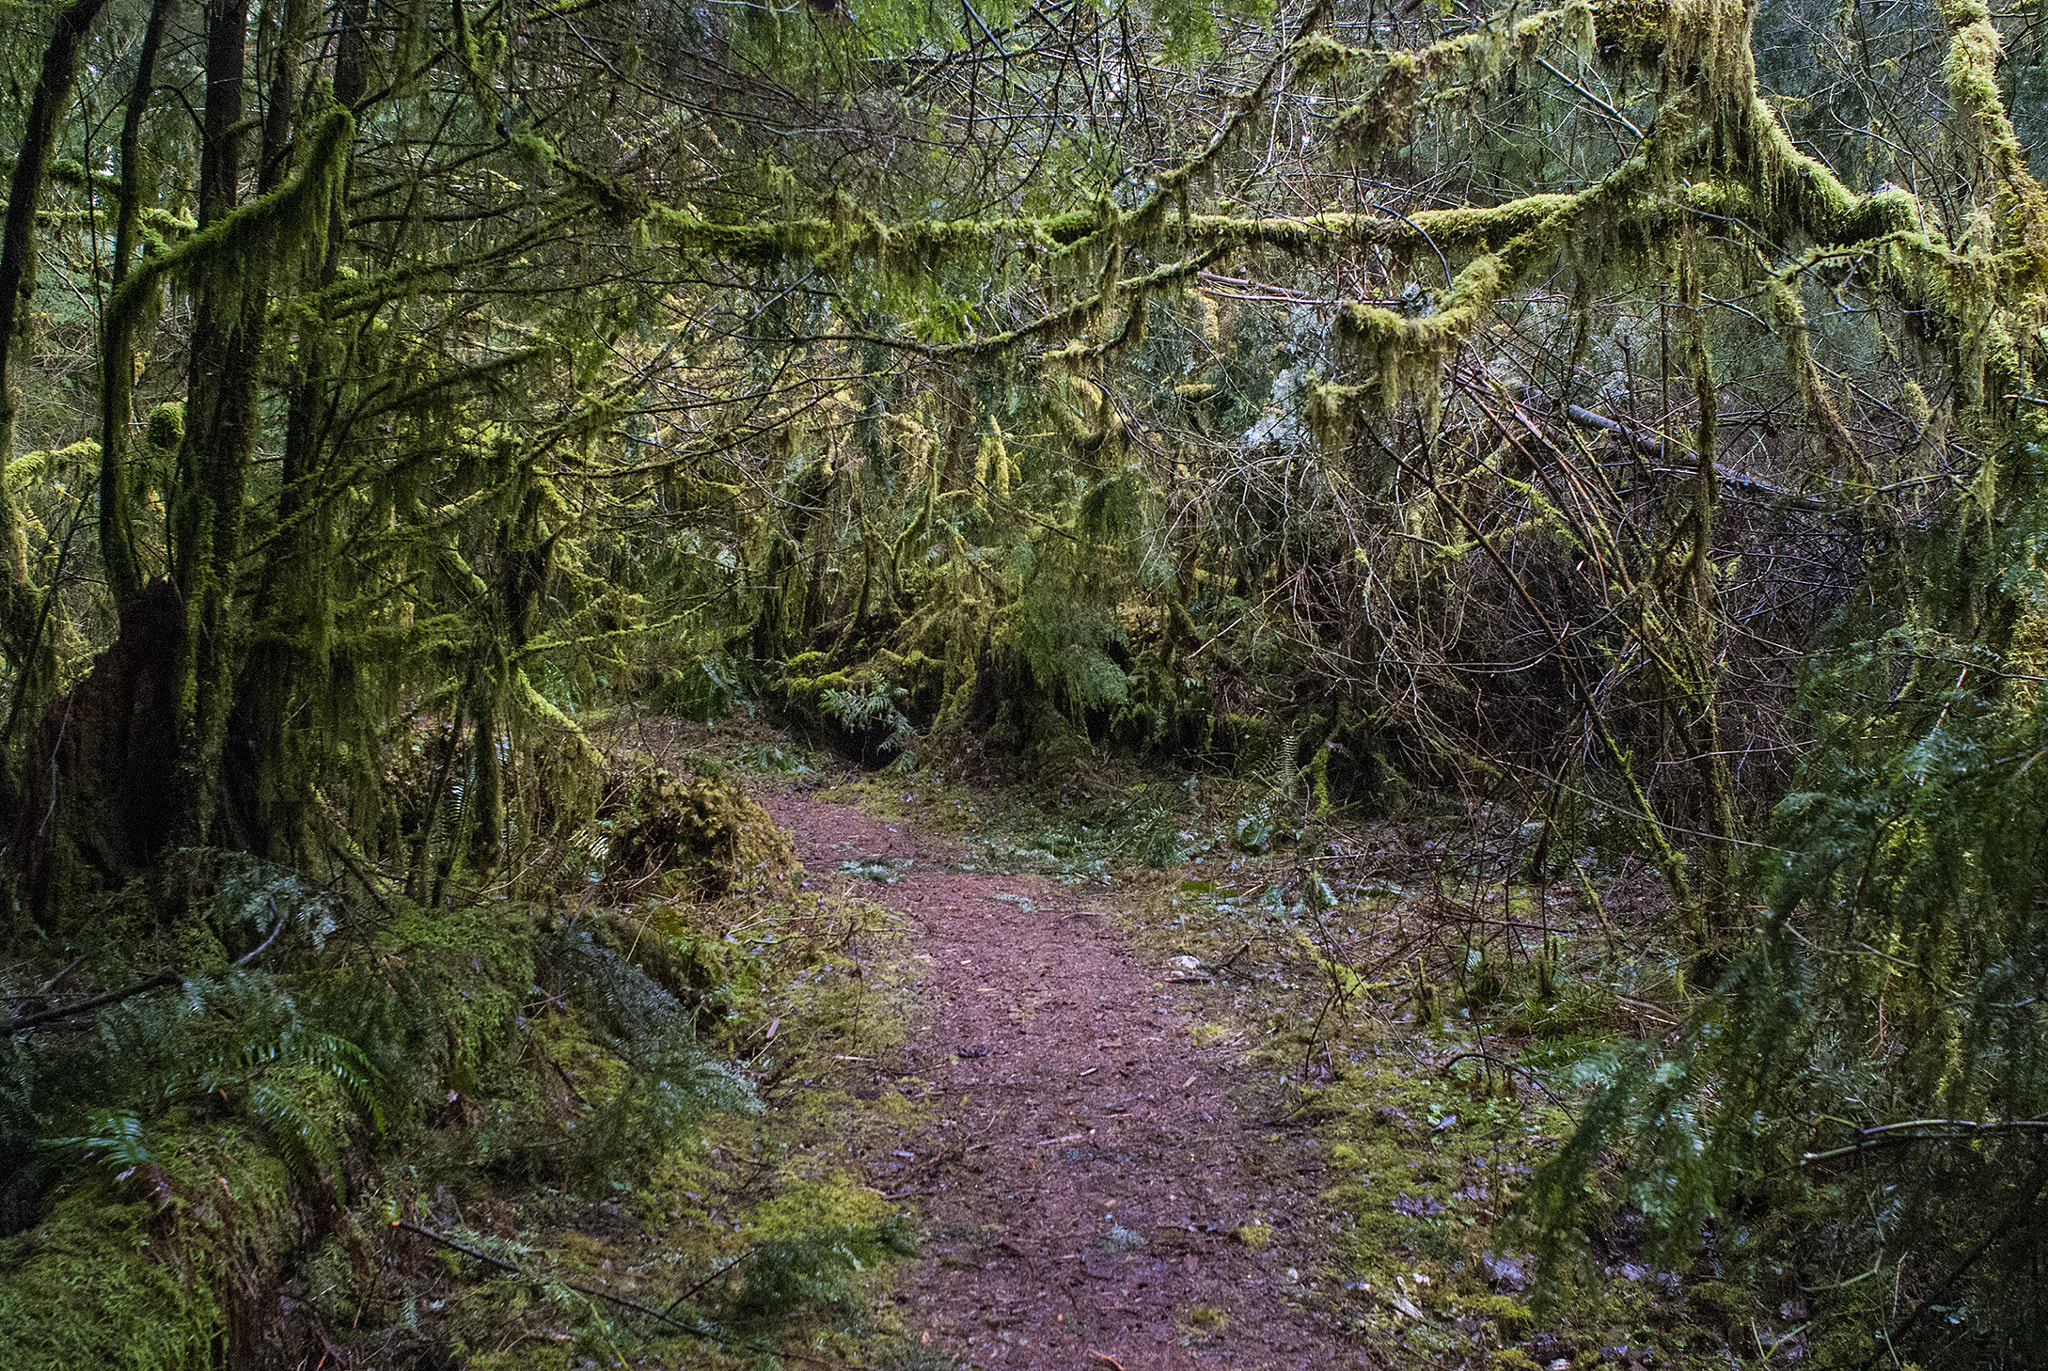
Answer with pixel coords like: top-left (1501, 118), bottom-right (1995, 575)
top-left (0, 1185), bottom-right (219, 1371)
top-left (607, 769), bottom-right (799, 897)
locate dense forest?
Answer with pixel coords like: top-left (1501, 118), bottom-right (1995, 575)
top-left (3, 0), bottom-right (2047, 1361)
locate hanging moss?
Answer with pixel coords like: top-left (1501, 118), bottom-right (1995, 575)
top-left (1764, 276), bottom-right (1872, 485)
top-left (1335, 251), bottom-right (1516, 424)
top-left (1325, 1), bottom-right (1605, 159)
top-left (976, 418), bottom-right (1011, 501)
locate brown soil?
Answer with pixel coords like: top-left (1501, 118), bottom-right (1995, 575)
top-left (758, 790), bottom-right (1368, 1369)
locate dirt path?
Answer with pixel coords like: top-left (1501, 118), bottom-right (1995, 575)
top-left (759, 792), bottom-right (1367, 1369)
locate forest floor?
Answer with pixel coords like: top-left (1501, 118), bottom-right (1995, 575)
top-left (0, 715), bottom-right (1803, 1371)
top-left (569, 715), bottom-right (1741, 1370)
top-left (755, 788), bottom-right (1368, 1369)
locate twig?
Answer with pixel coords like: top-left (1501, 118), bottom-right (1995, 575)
top-left (1212, 941), bottom-right (1253, 976)
top-left (390, 1220), bottom-right (841, 1366)
top-left (1436, 1051), bottom-right (1577, 1116)
top-left (550, 1060), bottom-right (589, 1109)
top-left (35, 954), bottom-right (85, 997)
top-left (1536, 54), bottom-right (1643, 138)
top-left (6, 903), bottom-right (314, 1035)
top-left (661, 1249), bottom-right (752, 1316)
top-left (231, 912), bottom-right (289, 968)
top-left (1801, 1117), bottom-right (2048, 1167)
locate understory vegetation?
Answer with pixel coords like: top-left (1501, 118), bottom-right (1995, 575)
top-left (2, 729), bottom-right (930, 1366)
top-left (4, 0), bottom-right (2048, 1360)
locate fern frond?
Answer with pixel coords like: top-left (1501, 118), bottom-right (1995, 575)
top-left (1275, 730), bottom-right (1300, 803)
top-left (554, 928), bottom-right (759, 1181)
top-left (57, 1108), bottom-right (156, 1181)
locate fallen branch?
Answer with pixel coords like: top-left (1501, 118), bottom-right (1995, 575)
top-left (1553, 400), bottom-right (1840, 513)
top-left (391, 1220), bottom-right (840, 1366)
top-left (4, 916), bottom-right (295, 1035)
top-left (3, 971), bottom-right (176, 1035)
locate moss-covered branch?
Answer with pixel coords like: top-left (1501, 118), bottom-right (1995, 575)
top-left (1321, 121), bottom-right (1693, 425)
top-left (1161, 198), bottom-right (1578, 259)
top-left (1323, 1), bottom-right (1603, 159)
top-left (649, 204), bottom-right (1104, 270)
top-left (1297, 0), bottom-right (2045, 443)
top-left (1941, 0), bottom-right (2048, 265)
top-left (98, 104), bottom-right (352, 614)
top-left (652, 0), bottom-right (1332, 282)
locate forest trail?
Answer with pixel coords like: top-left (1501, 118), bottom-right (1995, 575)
top-left (758, 791), bottom-right (1369, 1369)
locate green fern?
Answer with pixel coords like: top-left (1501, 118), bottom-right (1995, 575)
top-left (1275, 729), bottom-right (1300, 804)
top-left (57, 1108), bottom-right (156, 1181)
top-left (555, 928), bottom-right (758, 1182)
top-left (726, 1221), bottom-right (918, 1330)
top-left (819, 677), bottom-right (918, 758)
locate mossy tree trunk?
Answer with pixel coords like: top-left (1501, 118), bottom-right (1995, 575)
top-left (0, 0), bottom-right (112, 772)
top-left (96, 0), bottom-right (177, 615)
top-left (170, 0), bottom-right (262, 849)
top-left (229, 0), bottom-right (329, 861)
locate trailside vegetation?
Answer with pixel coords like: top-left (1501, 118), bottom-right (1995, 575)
top-left (2, 0), bottom-right (2047, 1360)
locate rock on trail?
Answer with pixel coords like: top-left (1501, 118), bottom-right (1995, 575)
top-left (760, 792), bottom-right (1367, 1369)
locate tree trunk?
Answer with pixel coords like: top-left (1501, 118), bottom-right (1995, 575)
top-left (99, 0), bottom-right (178, 613)
top-left (0, 0), bottom-right (112, 786)
top-left (11, 582), bottom-right (183, 929)
top-left (170, 0), bottom-right (260, 848)
top-left (226, 0), bottom-right (328, 859)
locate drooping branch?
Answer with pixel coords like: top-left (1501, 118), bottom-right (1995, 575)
top-left (1294, 0), bottom-right (2043, 446)
top-left (1320, 0), bottom-right (1602, 159)
top-left (1320, 119), bottom-right (1697, 426)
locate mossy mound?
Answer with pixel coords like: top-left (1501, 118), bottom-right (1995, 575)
top-left (0, 1186), bottom-right (218, 1371)
top-left (607, 769), bottom-right (798, 897)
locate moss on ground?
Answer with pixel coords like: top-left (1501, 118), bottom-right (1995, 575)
top-left (0, 1185), bottom-right (220, 1371)
top-left (0, 720), bottom-right (933, 1370)
top-left (1099, 804), bottom-right (1772, 1368)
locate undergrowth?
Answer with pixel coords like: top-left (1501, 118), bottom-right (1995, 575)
top-left (1107, 800), bottom-right (1782, 1369)
top-left (0, 742), bottom-right (925, 1369)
